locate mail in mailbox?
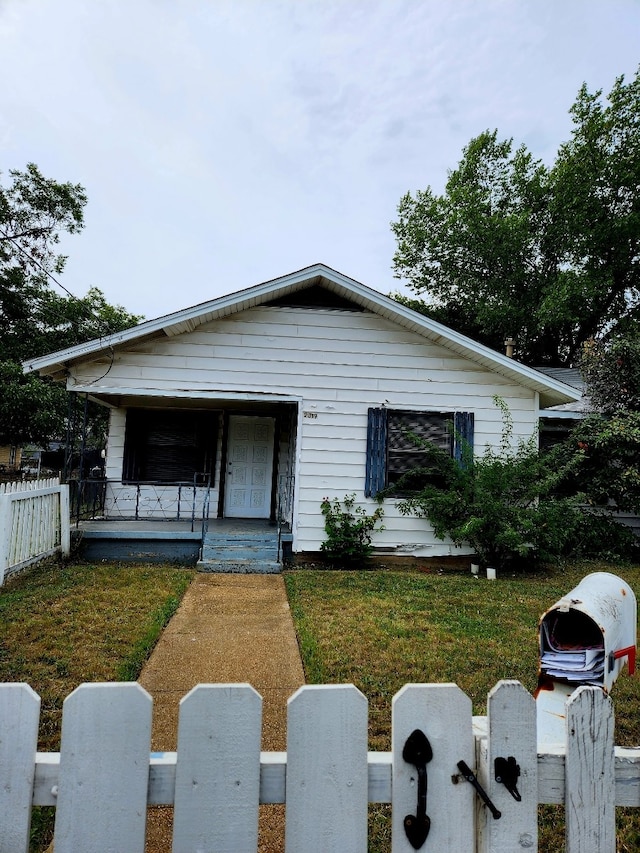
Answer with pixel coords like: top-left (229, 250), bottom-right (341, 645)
top-left (536, 571), bottom-right (636, 746)
top-left (538, 571), bottom-right (636, 693)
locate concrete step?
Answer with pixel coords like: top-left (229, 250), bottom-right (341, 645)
top-left (196, 559), bottom-right (282, 574)
top-left (201, 545), bottom-right (278, 561)
top-left (204, 534), bottom-right (278, 543)
top-left (199, 530), bottom-right (281, 572)
top-left (202, 534), bottom-right (278, 546)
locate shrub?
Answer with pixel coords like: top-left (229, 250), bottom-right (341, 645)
top-left (570, 411), bottom-right (640, 513)
top-left (320, 493), bottom-right (384, 564)
top-left (380, 398), bottom-right (623, 571)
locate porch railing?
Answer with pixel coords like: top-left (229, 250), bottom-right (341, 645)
top-left (70, 475), bottom-right (212, 533)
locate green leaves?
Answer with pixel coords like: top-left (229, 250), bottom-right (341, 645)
top-left (573, 327), bottom-right (640, 513)
top-left (0, 164), bottom-right (142, 446)
top-left (382, 400), bottom-right (635, 570)
top-left (572, 409), bottom-right (640, 513)
top-left (580, 332), bottom-right (640, 415)
top-left (392, 68), bottom-right (640, 367)
top-left (0, 361), bottom-right (67, 446)
top-left (320, 493), bottom-right (384, 564)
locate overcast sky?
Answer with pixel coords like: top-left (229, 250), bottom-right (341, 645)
top-left (1, 0), bottom-right (639, 321)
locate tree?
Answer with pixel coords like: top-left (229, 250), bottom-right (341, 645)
top-left (572, 411), bottom-right (640, 513)
top-left (0, 164), bottom-right (141, 448)
top-left (392, 68), bottom-right (640, 366)
top-left (571, 328), bottom-right (640, 512)
top-left (580, 329), bottom-right (640, 415)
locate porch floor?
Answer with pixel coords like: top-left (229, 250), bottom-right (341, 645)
top-left (77, 518), bottom-right (286, 538)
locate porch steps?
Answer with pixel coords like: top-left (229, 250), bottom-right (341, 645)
top-left (197, 529), bottom-right (281, 573)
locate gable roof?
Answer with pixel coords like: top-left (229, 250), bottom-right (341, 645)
top-left (24, 263), bottom-right (581, 408)
top-left (536, 367), bottom-right (588, 416)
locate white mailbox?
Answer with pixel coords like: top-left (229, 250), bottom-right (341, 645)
top-left (536, 572), bottom-right (636, 745)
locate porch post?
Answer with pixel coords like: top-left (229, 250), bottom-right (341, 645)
top-left (76, 394), bottom-right (89, 526)
top-left (63, 391), bottom-right (77, 484)
top-left (216, 411), bottom-right (230, 519)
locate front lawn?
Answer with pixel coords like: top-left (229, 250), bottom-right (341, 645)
top-left (284, 560), bottom-right (640, 851)
top-left (0, 560), bottom-right (193, 851)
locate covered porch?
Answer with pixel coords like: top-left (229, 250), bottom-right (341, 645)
top-left (75, 517), bottom-right (293, 569)
top-left (66, 391), bottom-right (300, 566)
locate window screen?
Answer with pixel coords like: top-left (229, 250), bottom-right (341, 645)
top-left (386, 410), bottom-right (453, 485)
top-left (365, 408), bottom-right (474, 497)
top-left (123, 409), bottom-right (218, 483)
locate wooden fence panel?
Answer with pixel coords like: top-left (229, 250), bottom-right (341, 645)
top-left (53, 683), bottom-right (152, 853)
top-left (0, 493), bottom-right (11, 584)
top-left (285, 684), bottom-right (368, 853)
top-left (476, 679), bottom-right (538, 853)
top-left (0, 684), bottom-right (41, 853)
top-left (0, 478), bottom-right (59, 494)
top-left (392, 683), bottom-right (474, 853)
top-left (172, 684), bottom-right (262, 852)
top-left (2, 680), bottom-right (640, 849)
top-left (565, 685), bottom-right (615, 853)
top-left (0, 480), bottom-right (69, 583)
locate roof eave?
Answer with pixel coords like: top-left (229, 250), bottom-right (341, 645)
top-left (23, 265), bottom-right (333, 376)
top-left (23, 263), bottom-right (582, 406)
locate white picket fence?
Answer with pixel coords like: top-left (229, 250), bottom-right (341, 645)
top-left (2, 679), bottom-right (639, 852)
top-left (0, 478), bottom-right (70, 585)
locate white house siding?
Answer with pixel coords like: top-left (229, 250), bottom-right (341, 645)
top-left (72, 307), bottom-right (539, 556)
top-left (105, 409), bottom-right (125, 481)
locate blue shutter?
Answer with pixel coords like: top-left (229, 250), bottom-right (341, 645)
top-left (453, 412), bottom-right (474, 468)
top-left (365, 407), bottom-right (388, 497)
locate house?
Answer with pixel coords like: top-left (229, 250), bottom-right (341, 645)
top-left (536, 367), bottom-right (587, 451)
top-left (537, 367), bottom-right (640, 540)
top-left (0, 445), bottom-right (21, 474)
top-left (24, 264), bottom-right (581, 564)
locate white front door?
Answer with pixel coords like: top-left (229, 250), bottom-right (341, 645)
top-left (224, 416), bottom-right (275, 518)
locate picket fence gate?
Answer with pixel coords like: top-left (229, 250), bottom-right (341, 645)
top-left (0, 478), bottom-right (70, 584)
top-left (2, 679), bottom-right (640, 853)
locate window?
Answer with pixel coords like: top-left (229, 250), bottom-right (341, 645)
top-left (538, 416), bottom-right (580, 452)
top-left (365, 408), bottom-right (474, 497)
top-left (123, 409), bottom-right (218, 483)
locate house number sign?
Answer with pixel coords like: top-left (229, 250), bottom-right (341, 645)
top-left (303, 411), bottom-right (318, 419)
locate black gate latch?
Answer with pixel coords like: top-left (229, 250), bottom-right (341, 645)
top-left (456, 760), bottom-right (501, 820)
top-left (494, 755), bottom-right (522, 801)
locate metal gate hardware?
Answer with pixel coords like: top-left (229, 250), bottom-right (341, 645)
top-left (402, 729), bottom-right (432, 849)
top-left (494, 756), bottom-right (521, 801)
top-left (456, 760), bottom-right (502, 820)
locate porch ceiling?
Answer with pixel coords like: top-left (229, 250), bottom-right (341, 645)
top-left (83, 391), bottom-right (301, 411)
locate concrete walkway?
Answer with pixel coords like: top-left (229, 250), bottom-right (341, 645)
top-left (139, 573), bottom-right (306, 853)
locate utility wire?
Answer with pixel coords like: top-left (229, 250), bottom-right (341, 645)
top-left (0, 224), bottom-right (129, 342)
top-left (0, 224), bottom-right (80, 301)
top-left (0, 224), bottom-right (126, 383)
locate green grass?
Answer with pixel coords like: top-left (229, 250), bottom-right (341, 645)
top-left (285, 560), bottom-right (640, 852)
top-left (0, 559), bottom-right (193, 851)
top-left (5, 557), bottom-right (639, 850)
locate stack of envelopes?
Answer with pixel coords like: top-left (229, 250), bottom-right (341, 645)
top-left (540, 616), bottom-right (605, 683)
